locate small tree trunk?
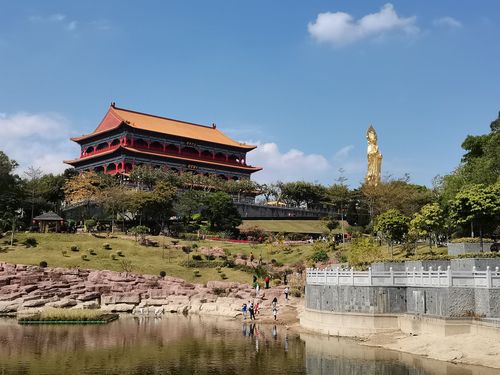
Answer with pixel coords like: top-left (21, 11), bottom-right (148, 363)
top-left (10, 217), bottom-right (15, 246)
top-left (480, 226), bottom-right (484, 252)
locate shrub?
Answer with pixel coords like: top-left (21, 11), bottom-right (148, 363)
top-left (61, 250), bottom-right (68, 257)
top-left (205, 254), bottom-right (215, 261)
top-left (273, 279), bottom-right (282, 286)
top-left (192, 243), bottom-right (199, 249)
top-left (193, 269), bottom-right (201, 277)
top-left (23, 237), bottom-right (38, 248)
top-left (84, 219), bottom-right (97, 232)
top-left (212, 287), bottom-right (227, 296)
top-left (81, 254), bottom-right (89, 261)
top-left (220, 272), bottom-right (228, 280)
top-left (216, 267), bottom-right (222, 273)
top-left (159, 271), bottom-right (167, 278)
top-left (116, 250), bottom-right (124, 257)
top-left (310, 249), bottom-right (329, 263)
top-left (110, 254), bottom-right (117, 260)
top-left (192, 254), bottom-right (203, 261)
top-left (39, 261), bottom-right (48, 268)
top-left (103, 243), bottom-right (112, 250)
top-left (240, 254), bottom-right (248, 260)
top-left (291, 288), bottom-right (302, 298)
top-left (88, 248), bottom-right (96, 255)
top-left (181, 260), bottom-right (225, 268)
top-left (347, 237), bottom-right (382, 267)
top-left (70, 245), bottom-right (79, 252)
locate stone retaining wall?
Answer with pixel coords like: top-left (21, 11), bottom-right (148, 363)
top-left (0, 263), bottom-right (284, 316)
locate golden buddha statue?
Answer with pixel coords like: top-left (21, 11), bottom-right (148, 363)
top-left (365, 125), bottom-right (382, 186)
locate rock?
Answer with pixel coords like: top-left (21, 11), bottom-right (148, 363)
top-left (49, 299), bottom-right (78, 308)
top-left (22, 299), bottom-right (48, 308)
top-left (102, 303), bottom-right (135, 312)
top-left (0, 300), bottom-right (21, 313)
top-left (102, 293), bottom-right (140, 305)
top-left (21, 285), bottom-right (38, 293)
top-left (0, 292), bottom-right (25, 301)
top-left (77, 292), bottom-right (100, 301)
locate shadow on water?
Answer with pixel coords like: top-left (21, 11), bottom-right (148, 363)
top-left (0, 316), bottom-right (496, 375)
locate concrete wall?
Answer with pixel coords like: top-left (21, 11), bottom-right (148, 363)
top-left (307, 282), bottom-right (500, 318)
top-left (306, 284), bottom-right (407, 314)
top-left (235, 203), bottom-right (332, 219)
top-left (448, 242), bottom-right (494, 255)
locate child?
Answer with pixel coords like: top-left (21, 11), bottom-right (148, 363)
top-left (284, 287), bottom-right (289, 301)
top-left (272, 307), bottom-right (277, 321)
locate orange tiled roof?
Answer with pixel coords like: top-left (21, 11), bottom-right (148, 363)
top-left (64, 145), bottom-right (262, 172)
top-left (71, 105), bottom-right (256, 150)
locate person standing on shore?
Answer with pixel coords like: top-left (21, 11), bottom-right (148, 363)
top-left (249, 302), bottom-right (256, 320)
top-left (272, 297), bottom-right (278, 309)
top-left (265, 275), bottom-right (270, 289)
top-left (242, 303), bottom-right (248, 320)
top-left (284, 287), bottom-right (289, 301)
top-left (272, 306), bottom-right (277, 321)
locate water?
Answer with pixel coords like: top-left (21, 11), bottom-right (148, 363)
top-left (0, 316), bottom-right (496, 375)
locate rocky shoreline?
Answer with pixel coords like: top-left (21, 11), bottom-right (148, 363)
top-left (0, 262), bottom-right (298, 323)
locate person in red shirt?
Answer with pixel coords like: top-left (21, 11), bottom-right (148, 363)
top-left (265, 276), bottom-right (270, 289)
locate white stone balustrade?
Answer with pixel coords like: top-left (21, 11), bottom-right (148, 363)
top-left (306, 266), bottom-right (500, 289)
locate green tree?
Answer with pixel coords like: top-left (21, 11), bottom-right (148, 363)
top-left (450, 183), bottom-right (500, 249)
top-left (373, 209), bottom-right (410, 254)
top-left (409, 203), bottom-right (446, 249)
top-left (0, 151), bottom-right (24, 236)
top-left (281, 181), bottom-right (326, 208)
top-left (202, 192), bottom-right (242, 232)
top-left (347, 237), bottom-right (383, 268)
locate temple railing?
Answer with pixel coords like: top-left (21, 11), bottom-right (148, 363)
top-left (306, 266), bottom-right (500, 289)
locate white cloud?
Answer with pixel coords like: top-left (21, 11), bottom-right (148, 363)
top-left (0, 112), bottom-right (78, 175)
top-left (29, 13), bottom-right (78, 32)
top-left (433, 16), bottom-right (462, 29)
top-left (334, 145), bottom-right (354, 160)
top-left (245, 142), bottom-right (333, 183)
top-left (308, 3), bottom-right (418, 46)
top-left (67, 21), bottom-right (78, 31)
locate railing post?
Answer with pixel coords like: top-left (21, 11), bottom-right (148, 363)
top-left (428, 266), bottom-right (433, 286)
top-left (420, 267), bottom-right (423, 286)
top-left (405, 267), bottom-right (409, 286)
top-left (473, 266), bottom-right (477, 287)
top-left (437, 266), bottom-right (441, 286)
top-left (447, 265), bottom-right (452, 287)
top-left (389, 267), bottom-right (394, 286)
top-left (368, 267), bottom-right (372, 286)
top-left (336, 267), bottom-right (340, 285)
top-left (351, 267), bottom-right (354, 286)
top-left (486, 266), bottom-right (492, 289)
top-left (324, 268), bottom-right (327, 285)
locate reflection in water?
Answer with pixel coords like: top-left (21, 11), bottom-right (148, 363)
top-left (0, 317), bottom-right (495, 375)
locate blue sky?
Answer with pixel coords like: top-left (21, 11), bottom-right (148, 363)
top-left (0, 1), bottom-right (499, 187)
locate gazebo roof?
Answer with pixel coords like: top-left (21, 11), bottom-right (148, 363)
top-left (33, 211), bottom-right (63, 221)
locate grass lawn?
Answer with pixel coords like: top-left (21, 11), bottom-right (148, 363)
top-left (240, 219), bottom-right (333, 234)
top-left (0, 233), bottom-right (448, 283)
top-left (0, 233), bottom-right (318, 284)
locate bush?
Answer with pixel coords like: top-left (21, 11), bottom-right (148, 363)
top-left (159, 271), bottom-right (166, 278)
top-left (103, 243), bottom-right (112, 250)
top-left (216, 267), bottom-right (222, 273)
top-left (70, 245), bottom-right (79, 252)
top-left (84, 219), bottom-right (97, 232)
top-left (240, 254), bottom-right (248, 260)
top-left (110, 254), bottom-right (117, 260)
top-left (347, 237), bottom-right (382, 267)
top-left (181, 260), bottom-right (225, 268)
top-left (116, 250), bottom-right (124, 257)
top-left (291, 288), bottom-right (302, 298)
top-left (212, 287), bottom-right (227, 296)
top-left (81, 254), bottom-right (89, 261)
top-left (273, 279), bottom-right (282, 286)
top-left (192, 254), bottom-right (203, 261)
top-left (193, 269), bottom-right (201, 277)
top-left (205, 254), bottom-right (215, 261)
top-left (88, 248), bottom-right (96, 255)
top-left (220, 272), bottom-right (228, 280)
top-left (39, 261), bottom-right (48, 268)
top-left (23, 237), bottom-right (38, 248)
top-left (61, 250), bottom-right (68, 257)
top-left (310, 249), bottom-right (329, 263)
top-left (181, 233), bottom-right (199, 241)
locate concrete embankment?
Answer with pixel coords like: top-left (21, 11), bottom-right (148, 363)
top-left (300, 281), bottom-right (500, 369)
top-left (0, 262), bottom-right (295, 322)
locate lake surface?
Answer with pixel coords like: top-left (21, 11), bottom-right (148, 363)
top-left (0, 316), bottom-right (496, 375)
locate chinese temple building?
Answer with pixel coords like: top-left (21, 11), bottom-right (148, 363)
top-left (64, 103), bottom-right (262, 180)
